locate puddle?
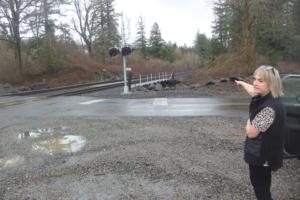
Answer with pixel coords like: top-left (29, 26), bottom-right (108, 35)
top-left (18, 130), bottom-right (41, 139)
top-left (32, 135), bottom-right (86, 155)
top-left (18, 126), bottom-right (70, 139)
top-left (0, 155), bottom-right (25, 170)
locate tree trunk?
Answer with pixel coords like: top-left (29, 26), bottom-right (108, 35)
top-left (13, 12), bottom-right (23, 76)
top-left (16, 38), bottom-right (23, 76)
top-left (243, 0), bottom-right (254, 70)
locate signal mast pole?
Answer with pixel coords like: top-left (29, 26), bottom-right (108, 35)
top-left (121, 14), bottom-right (129, 94)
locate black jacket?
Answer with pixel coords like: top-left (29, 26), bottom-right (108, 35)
top-left (244, 92), bottom-right (287, 171)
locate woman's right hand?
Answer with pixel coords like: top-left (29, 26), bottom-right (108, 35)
top-left (235, 80), bottom-right (256, 96)
top-left (235, 80), bottom-right (243, 87)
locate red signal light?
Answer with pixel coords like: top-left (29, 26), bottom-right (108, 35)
top-left (108, 47), bottom-right (120, 57)
top-left (121, 47), bottom-right (132, 56)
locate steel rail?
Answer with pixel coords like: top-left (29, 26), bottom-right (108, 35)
top-left (2, 71), bottom-right (191, 97)
top-left (47, 81), bottom-right (125, 97)
top-left (2, 79), bottom-right (124, 97)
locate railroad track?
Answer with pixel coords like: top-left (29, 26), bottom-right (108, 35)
top-left (1, 71), bottom-right (191, 98)
top-left (45, 80), bottom-right (125, 97)
top-left (2, 79), bottom-right (123, 97)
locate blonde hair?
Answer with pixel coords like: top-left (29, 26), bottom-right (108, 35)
top-left (254, 65), bottom-right (284, 98)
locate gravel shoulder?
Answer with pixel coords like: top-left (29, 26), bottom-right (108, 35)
top-left (0, 116), bottom-right (299, 199)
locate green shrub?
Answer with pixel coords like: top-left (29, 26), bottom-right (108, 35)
top-left (36, 44), bottom-right (65, 73)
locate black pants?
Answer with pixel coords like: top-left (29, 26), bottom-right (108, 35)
top-left (249, 164), bottom-right (273, 200)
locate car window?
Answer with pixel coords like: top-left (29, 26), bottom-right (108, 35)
top-left (282, 74), bottom-right (300, 105)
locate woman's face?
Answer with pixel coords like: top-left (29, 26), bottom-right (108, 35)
top-left (253, 74), bottom-right (270, 96)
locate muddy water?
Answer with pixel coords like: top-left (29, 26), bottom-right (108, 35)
top-left (18, 127), bottom-right (87, 155)
top-left (17, 127), bottom-right (69, 139)
top-left (32, 135), bottom-right (87, 155)
top-left (2, 126), bottom-right (88, 170)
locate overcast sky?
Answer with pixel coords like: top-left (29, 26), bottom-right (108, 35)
top-left (114, 0), bottom-right (215, 47)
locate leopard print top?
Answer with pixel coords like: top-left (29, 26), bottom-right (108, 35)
top-left (252, 107), bottom-right (275, 132)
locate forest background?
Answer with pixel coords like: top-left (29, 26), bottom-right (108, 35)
top-left (0, 0), bottom-right (299, 87)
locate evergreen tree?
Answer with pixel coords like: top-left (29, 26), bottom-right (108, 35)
top-left (94, 0), bottom-right (120, 62)
top-left (292, 0), bottom-right (300, 34)
top-left (134, 16), bottom-right (147, 58)
top-left (210, 37), bottom-right (225, 57)
top-left (284, 0), bottom-right (300, 61)
top-left (29, 0), bottom-right (70, 72)
top-left (160, 42), bottom-right (176, 63)
top-left (212, 0), bottom-right (231, 49)
top-left (72, 0), bottom-right (120, 61)
top-left (212, 0), bottom-right (300, 64)
top-left (148, 22), bottom-right (164, 58)
top-left (252, 0), bottom-right (288, 64)
top-left (194, 32), bottom-right (212, 60)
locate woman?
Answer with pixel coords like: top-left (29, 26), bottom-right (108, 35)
top-left (235, 65), bottom-right (287, 200)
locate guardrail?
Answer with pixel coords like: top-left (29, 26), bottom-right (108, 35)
top-left (131, 72), bottom-right (173, 88)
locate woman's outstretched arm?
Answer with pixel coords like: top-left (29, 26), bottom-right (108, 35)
top-left (235, 80), bottom-right (256, 97)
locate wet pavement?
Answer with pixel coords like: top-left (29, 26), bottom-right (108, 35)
top-left (0, 96), bottom-right (250, 129)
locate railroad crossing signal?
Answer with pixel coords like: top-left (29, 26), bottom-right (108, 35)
top-left (108, 46), bottom-right (133, 94)
top-left (108, 47), bottom-right (133, 57)
top-left (108, 47), bottom-right (120, 57)
top-left (121, 46), bottom-right (132, 56)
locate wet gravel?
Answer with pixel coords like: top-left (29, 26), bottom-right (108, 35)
top-left (0, 116), bottom-right (299, 200)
